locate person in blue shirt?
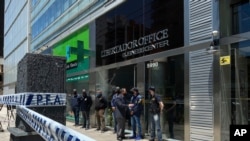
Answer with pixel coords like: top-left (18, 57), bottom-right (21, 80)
top-left (111, 86), bottom-right (120, 134)
top-left (130, 87), bottom-right (143, 139)
top-left (71, 89), bottom-right (80, 126)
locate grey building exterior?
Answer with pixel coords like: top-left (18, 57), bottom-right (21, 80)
top-left (4, 0), bottom-right (250, 140)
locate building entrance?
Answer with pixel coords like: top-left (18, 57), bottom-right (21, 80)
top-left (145, 54), bottom-right (184, 140)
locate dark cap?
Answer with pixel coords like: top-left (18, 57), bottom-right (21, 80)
top-left (131, 87), bottom-right (139, 93)
top-left (148, 86), bottom-right (155, 92)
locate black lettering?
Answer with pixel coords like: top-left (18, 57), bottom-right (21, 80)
top-left (54, 95), bottom-right (61, 105)
top-left (37, 94), bottom-right (43, 105)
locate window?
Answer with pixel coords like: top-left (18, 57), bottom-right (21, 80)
top-left (232, 2), bottom-right (250, 34)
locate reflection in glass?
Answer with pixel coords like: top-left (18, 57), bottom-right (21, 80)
top-left (146, 55), bottom-right (184, 140)
top-left (96, 0), bottom-right (184, 66)
top-left (232, 1), bottom-right (250, 34)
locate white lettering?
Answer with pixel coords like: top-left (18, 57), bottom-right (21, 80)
top-left (101, 28), bottom-right (169, 58)
top-left (234, 129), bottom-right (247, 136)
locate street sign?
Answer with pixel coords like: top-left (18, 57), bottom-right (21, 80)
top-left (220, 56), bottom-right (230, 65)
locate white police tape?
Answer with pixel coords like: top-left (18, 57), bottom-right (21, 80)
top-left (17, 105), bottom-right (96, 141)
top-left (0, 93), bottom-right (66, 106)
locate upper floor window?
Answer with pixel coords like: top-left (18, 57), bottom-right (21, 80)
top-left (232, 1), bottom-right (250, 34)
top-left (31, 0), bottom-right (39, 8)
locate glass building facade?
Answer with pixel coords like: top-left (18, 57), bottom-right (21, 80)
top-left (3, 0), bottom-right (250, 140)
top-left (4, 0), bottom-right (29, 94)
top-left (218, 0), bottom-right (250, 140)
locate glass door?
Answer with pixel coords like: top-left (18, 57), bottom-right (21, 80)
top-left (145, 54), bottom-right (184, 140)
top-left (231, 41), bottom-right (250, 125)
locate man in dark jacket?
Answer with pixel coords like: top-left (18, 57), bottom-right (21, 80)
top-left (148, 86), bottom-right (164, 141)
top-left (130, 87), bottom-right (143, 139)
top-left (95, 90), bottom-right (107, 132)
top-left (79, 89), bottom-right (92, 129)
top-left (111, 86), bottom-right (120, 133)
top-left (71, 89), bottom-right (80, 126)
top-left (115, 88), bottom-right (134, 141)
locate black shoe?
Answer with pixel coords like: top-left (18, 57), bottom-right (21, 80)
top-left (149, 139), bottom-right (154, 141)
top-left (96, 128), bottom-right (100, 131)
top-left (101, 129), bottom-right (107, 133)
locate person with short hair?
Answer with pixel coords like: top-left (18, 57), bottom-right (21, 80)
top-left (111, 86), bottom-right (120, 133)
top-left (95, 90), bottom-right (108, 132)
top-left (114, 88), bottom-right (134, 141)
top-left (130, 87), bottom-right (143, 139)
top-left (79, 89), bottom-right (92, 130)
top-left (148, 86), bottom-right (164, 141)
top-left (71, 89), bottom-right (80, 126)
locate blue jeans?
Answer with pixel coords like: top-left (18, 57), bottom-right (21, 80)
top-left (131, 115), bottom-right (142, 137)
top-left (72, 107), bottom-right (79, 125)
top-left (150, 113), bottom-right (162, 141)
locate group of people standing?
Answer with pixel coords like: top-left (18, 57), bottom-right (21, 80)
top-left (71, 89), bottom-right (93, 129)
top-left (70, 89), bottom-right (108, 132)
top-left (70, 86), bottom-right (170, 141)
top-left (111, 86), bottom-right (166, 141)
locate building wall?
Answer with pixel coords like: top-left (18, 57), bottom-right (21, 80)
top-left (31, 0), bottom-right (116, 53)
top-left (0, 0), bottom-right (4, 95)
top-left (3, 0), bottom-right (29, 94)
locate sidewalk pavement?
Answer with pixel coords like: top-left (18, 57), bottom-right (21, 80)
top-left (0, 106), bottom-right (149, 141)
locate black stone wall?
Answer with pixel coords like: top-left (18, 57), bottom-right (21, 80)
top-left (12, 53), bottom-right (67, 141)
top-left (16, 53), bottom-right (66, 93)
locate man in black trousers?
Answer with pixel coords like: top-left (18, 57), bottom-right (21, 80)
top-left (114, 88), bottom-right (134, 141)
top-left (71, 89), bottom-right (80, 126)
top-left (79, 89), bottom-right (92, 130)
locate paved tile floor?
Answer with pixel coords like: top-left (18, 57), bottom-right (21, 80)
top-left (0, 106), bottom-right (149, 141)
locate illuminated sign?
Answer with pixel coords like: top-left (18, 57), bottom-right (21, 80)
top-left (66, 74), bottom-right (89, 82)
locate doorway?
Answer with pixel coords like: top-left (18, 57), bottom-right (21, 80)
top-left (145, 54), bottom-right (184, 140)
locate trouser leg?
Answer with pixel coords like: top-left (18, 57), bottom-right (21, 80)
top-left (131, 116), bottom-right (136, 137)
top-left (99, 109), bottom-right (105, 130)
top-left (85, 111), bottom-right (90, 128)
top-left (96, 110), bottom-right (101, 129)
top-left (117, 117), bottom-right (126, 138)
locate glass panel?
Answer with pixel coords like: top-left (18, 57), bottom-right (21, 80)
top-left (96, 0), bottom-right (184, 66)
top-left (31, 0), bottom-right (77, 39)
top-left (145, 54), bottom-right (184, 140)
top-left (221, 40), bottom-right (250, 140)
top-left (232, 1), bottom-right (250, 34)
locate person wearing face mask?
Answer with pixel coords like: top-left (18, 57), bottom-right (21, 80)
top-left (129, 87), bottom-right (143, 140)
top-left (148, 86), bottom-right (164, 141)
top-left (95, 90), bottom-right (108, 132)
top-left (79, 89), bottom-right (92, 130)
top-left (114, 88), bottom-right (134, 141)
top-left (71, 89), bottom-right (80, 126)
top-left (111, 86), bottom-right (120, 134)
